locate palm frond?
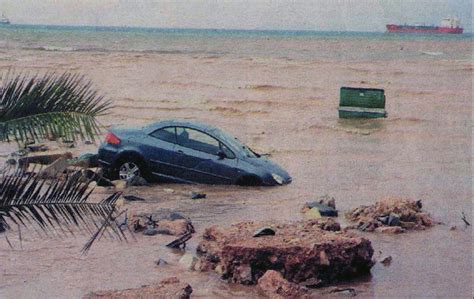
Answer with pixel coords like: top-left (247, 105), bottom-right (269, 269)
top-left (0, 71), bottom-right (111, 143)
top-left (0, 170), bottom-right (126, 253)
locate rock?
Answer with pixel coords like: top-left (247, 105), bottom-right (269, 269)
top-left (196, 220), bottom-right (374, 286)
top-left (253, 227), bottom-right (276, 237)
top-left (380, 256), bottom-right (392, 266)
top-left (258, 270), bottom-right (309, 299)
top-left (123, 195), bottom-right (146, 201)
top-left (318, 194), bottom-right (336, 209)
top-left (303, 202), bottom-right (338, 217)
top-left (388, 213), bottom-right (401, 226)
top-left (191, 192), bottom-right (206, 199)
top-left (164, 188), bottom-right (174, 193)
top-left (319, 218), bottom-right (341, 231)
top-left (126, 175), bottom-right (149, 187)
top-left (417, 213), bottom-right (434, 227)
top-left (450, 225), bottom-right (457, 231)
top-left (179, 253), bottom-right (198, 271)
top-left (84, 277), bottom-right (192, 299)
top-left (304, 207), bottom-right (321, 219)
top-left (400, 221), bottom-right (417, 230)
top-left (328, 287), bottom-right (358, 297)
top-left (156, 219), bottom-right (195, 236)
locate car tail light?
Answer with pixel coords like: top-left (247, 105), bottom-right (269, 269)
top-left (105, 132), bottom-right (121, 145)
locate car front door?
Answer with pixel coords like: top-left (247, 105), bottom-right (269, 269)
top-left (173, 127), bottom-right (238, 184)
top-left (144, 126), bottom-right (182, 179)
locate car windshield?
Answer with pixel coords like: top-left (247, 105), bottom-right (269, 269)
top-left (212, 128), bottom-right (260, 158)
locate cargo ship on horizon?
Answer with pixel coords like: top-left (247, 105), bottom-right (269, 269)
top-left (386, 17), bottom-right (463, 34)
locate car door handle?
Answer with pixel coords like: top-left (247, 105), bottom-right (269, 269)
top-left (177, 150), bottom-right (184, 154)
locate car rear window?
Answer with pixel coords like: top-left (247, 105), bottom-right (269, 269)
top-left (150, 127), bottom-right (176, 143)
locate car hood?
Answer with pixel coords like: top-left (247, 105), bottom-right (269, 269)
top-left (240, 156), bottom-right (291, 181)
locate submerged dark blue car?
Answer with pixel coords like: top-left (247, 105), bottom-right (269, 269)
top-left (98, 120), bottom-right (291, 186)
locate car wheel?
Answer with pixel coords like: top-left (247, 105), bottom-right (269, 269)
top-left (118, 161), bottom-right (142, 181)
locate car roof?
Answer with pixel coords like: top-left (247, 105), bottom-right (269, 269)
top-left (147, 119), bottom-right (225, 136)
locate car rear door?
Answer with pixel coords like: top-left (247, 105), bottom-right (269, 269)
top-left (174, 127), bottom-right (237, 184)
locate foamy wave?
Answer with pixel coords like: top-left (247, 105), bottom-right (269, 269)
top-left (23, 46), bottom-right (76, 52)
top-left (421, 51), bottom-right (444, 56)
top-left (21, 46), bottom-right (202, 55)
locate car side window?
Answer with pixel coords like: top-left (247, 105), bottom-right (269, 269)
top-left (150, 127), bottom-right (176, 144)
top-left (176, 127), bottom-right (221, 155)
top-left (220, 143), bottom-right (235, 159)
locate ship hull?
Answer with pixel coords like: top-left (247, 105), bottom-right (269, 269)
top-left (386, 24), bottom-right (463, 34)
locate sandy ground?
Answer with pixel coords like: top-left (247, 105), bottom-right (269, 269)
top-left (0, 46), bottom-right (472, 298)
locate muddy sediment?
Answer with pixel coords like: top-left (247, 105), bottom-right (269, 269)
top-left (0, 38), bottom-right (471, 298)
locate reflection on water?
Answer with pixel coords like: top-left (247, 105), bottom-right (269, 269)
top-left (337, 118), bottom-right (386, 135)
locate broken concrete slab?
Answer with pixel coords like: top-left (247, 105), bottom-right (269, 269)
top-left (196, 219), bottom-right (374, 286)
top-left (346, 198), bottom-right (435, 233)
top-left (179, 253), bottom-right (199, 271)
top-left (258, 270), bottom-right (309, 299)
top-left (84, 277), bottom-right (193, 299)
top-left (38, 157), bottom-right (69, 178)
top-left (19, 152), bottom-right (73, 166)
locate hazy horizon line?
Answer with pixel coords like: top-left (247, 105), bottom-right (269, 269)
top-left (5, 22), bottom-right (474, 34)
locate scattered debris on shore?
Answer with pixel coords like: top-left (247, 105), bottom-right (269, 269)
top-left (345, 198), bottom-right (435, 233)
top-left (302, 195), bottom-right (338, 217)
top-left (84, 277), bottom-right (193, 299)
top-left (196, 219), bottom-right (374, 287)
top-left (130, 212), bottom-right (195, 237)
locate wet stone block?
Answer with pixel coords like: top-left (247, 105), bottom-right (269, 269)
top-left (196, 220), bottom-right (374, 286)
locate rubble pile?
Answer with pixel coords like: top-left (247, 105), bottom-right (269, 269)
top-left (196, 219), bottom-right (374, 287)
top-left (84, 277), bottom-right (193, 299)
top-left (130, 212), bottom-right (195, 237)
top-left (258, 270), bottom-right (309, 298)
top-left (346, 198), bottom-right (435, 233)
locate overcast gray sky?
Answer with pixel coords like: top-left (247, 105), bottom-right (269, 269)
top-left (1, 0), bottom-right (472, 32)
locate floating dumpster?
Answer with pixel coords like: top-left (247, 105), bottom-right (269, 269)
top-left (338, 87), bottom-right (387, 119)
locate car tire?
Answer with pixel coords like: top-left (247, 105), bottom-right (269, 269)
top-left (114, 155), bottom-right (151, 181)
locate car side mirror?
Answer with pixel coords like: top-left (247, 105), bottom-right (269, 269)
top-left (217, 150), bottom-right (226, 160)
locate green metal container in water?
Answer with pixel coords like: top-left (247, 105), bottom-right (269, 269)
top-left (338, 87), bottom-right (387, 118)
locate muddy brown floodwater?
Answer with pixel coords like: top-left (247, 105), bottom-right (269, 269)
top-left (0, 43), bottom-right (472, 298)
